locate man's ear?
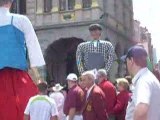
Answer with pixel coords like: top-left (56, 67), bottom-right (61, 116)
top-left (130, 57), bottom-right (135, 65)
top-left (126, 57), bottom-right (134, 68)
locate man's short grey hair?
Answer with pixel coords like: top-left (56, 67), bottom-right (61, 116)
top-left (97, 69), bottom-right (107, 77)
top-left (82, 70), bottom-right (96, 81)
top-left (0, 0), bottom-right (13, 6)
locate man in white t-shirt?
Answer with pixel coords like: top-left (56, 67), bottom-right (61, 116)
top-left (121, 45), bottom-right (160, 120)
top-left (24, 82), bottom-right (58, 120)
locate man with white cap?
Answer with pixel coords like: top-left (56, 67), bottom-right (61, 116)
top-left (64, 73), bottom-right (85, 120)
top-left (50, 83), bottom-right (66, 120)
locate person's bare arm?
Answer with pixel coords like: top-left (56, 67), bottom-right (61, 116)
top-left (30, 66), bottom-right (46, 83)
top-left (134, 103), bottom-right (149, 120)
top-left (24, 114), bottom-right (29, 120)
top-left (22, 16), bottom-right (45, 83)
top-left (50, 115), bottom-right (58, 120)
top-left (68, 108), bottom-right (76, 120)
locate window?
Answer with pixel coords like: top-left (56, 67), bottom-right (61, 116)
top-left (82, 0), bottom-right (92, 8)
top-left (68, 0), bottom-right (75, 10)
top-left (60, 0), bottom-right (66, 11)
top-left (19, 0), bottom-right (26, 14)
top-left (10, 0), bottom-right (26, 14)
top-left (44, 0), bottom-right (52, 13)
top-left (60, 0), bottom-right (75, 11)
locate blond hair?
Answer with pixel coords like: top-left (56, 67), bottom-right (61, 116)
top-left (116, 78), bottom-right (129, 90)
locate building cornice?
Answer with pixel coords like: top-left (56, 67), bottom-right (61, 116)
top-left (34, 18), bottom-right (132, 41)
top-left (34, 20), bottom-right (101, 31)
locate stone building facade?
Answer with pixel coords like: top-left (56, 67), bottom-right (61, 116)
top-left (133, 20), bottom-right (154, 68)
top-left (13, 0), bottom-right (134, 83)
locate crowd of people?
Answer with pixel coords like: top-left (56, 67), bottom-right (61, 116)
top-left (24, 46), bottom-right (160, 120)
top-left (24, 69), bottom-right (132, 120)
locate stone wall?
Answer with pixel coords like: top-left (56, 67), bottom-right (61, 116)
top-left (24, 0), bottom-right (134, 82)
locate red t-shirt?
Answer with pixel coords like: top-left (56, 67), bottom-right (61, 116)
top-left (99, 79), bottom-right (117, 115)
top-left (63, 85), bottom-right (85, 115)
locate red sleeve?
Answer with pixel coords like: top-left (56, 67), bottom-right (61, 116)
top-left (92, 92), bottom-right (108, 120)
top-left (112, 93), bottom-right (125, 114)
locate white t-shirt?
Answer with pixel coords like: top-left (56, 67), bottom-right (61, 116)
top-left (24, 95), bottom-right (58, 120)
top-left (50, 92), bottom-right (66, 120)
top-left (0, 7), bottom-right (45, 67)
top-left (126, 68), bottom-right (160, 120)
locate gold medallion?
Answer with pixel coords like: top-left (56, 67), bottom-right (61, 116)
top-left (87, 104), bottom-right (92, 111)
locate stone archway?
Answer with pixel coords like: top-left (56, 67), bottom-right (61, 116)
top-left (45, 37), bottom-right (84, 84)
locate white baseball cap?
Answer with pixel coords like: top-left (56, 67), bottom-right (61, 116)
top-left (66, 73), bottom-right (78, 81)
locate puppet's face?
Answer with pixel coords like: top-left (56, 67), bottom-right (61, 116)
top-left (90, 29), bottom-right (101, 40)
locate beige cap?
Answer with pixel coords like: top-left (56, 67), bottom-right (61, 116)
top-left (52, 83), bottom-right (63, 92)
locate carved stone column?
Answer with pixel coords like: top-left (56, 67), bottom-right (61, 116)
top-left (51, 0), bottom-right (59, 12)
top-left (75, 0), bottom-right (82, 10)
top-left (36, 0), bottom-right (44, 14)
top-left (51, 0), bottom-right (59, 24)
top-left (91, 0), bottom-right (99, 7)
top-left (75, 0), bottom-right (83, 22)
top-left (91, 0), bottom-right (102, 20)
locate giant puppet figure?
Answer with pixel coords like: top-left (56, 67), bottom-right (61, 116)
top-left (76, 24), bottom-right (114, 74)
top-left (0, 0), bottom-right (45, 120)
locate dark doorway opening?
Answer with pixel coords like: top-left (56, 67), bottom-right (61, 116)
top-left (45, 37), bottom-right (84, 84)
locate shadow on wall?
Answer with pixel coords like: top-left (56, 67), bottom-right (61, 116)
top-left (45, 37), bottom-right (84, 84)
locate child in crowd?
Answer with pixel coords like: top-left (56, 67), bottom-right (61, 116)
top-left (111, 78), bottom-right (131, 120)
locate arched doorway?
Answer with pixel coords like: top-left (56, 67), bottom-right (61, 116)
top-left (45, 37), bottom-right (84, 84)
